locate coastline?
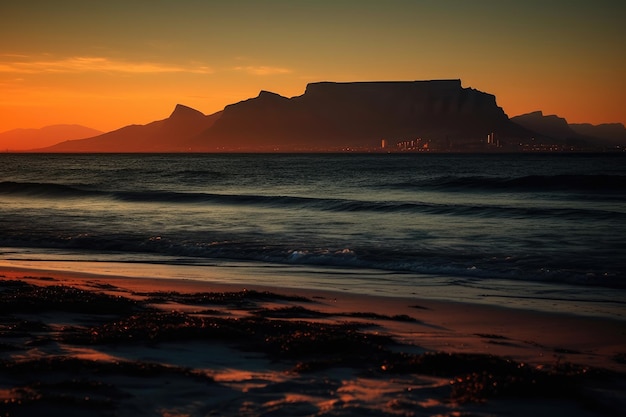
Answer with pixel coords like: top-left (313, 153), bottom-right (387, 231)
top-left (2, 257), bottom-right (623, 321)
top-left (1, 265), bottom-right (625, 416)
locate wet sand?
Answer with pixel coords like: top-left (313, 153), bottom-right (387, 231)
top-left (1, 266), bottom-right (624, 416)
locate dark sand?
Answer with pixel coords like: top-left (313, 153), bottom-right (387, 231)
top-left (1, 266), bottom-right (624, 416)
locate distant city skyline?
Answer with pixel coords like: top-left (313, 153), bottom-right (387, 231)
top-left (1, 0), bottom-right (624, 139)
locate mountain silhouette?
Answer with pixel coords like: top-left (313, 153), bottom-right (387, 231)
top-left (569, 123), bottom-right (626, 146)
top-left (510, 111), bottom-right (580, 140)
top-left (32, 80), bottom-right (624, 152)
top-left (191, 80), bottom-right (528, 151)
top-left (42, 105), bottom-right (221, 152)
top-left (511, 111), bottom-right (626, 149)
top-left (0, 124), bottom-right (103, 151)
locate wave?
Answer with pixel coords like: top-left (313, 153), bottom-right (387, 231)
top-left (0, 181), bottom-right (100, 198)
top-left (6, 174), bottom-right (624, 200)
top-left (390, 174), bottom-right (626, 193)
top-left (1, 181), bottom-right (623, 221)
top-left (2, 234), bottom-right (624, 289)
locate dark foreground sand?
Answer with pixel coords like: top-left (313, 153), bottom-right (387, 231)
top-left (0, 266), bottom-right (624, 417)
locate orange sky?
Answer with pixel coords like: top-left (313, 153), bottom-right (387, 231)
top-left (1, 0), bottom-right (625, 135)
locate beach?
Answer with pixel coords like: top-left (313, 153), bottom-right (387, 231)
top-left (1, 265), bottom-right (624, 417)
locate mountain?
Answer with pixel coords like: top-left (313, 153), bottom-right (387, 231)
top-left (191, 79), bottom-right (529, 151)
top-left (42, 105), bottom-right (222, 152)
top-left (35, 80), bottom-right (625, 153)
top-left (511, 111), bottom-right (626, 149)
top-left (0, 124), bottom-right (103, 151)
top-left (569, 123), bottom-right (626, 146)
top-left (510, 111), bottom-right (579, 140)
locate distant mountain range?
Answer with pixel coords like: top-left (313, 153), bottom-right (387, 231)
top-left (0, 124), bottom-right (103, 151)
top-left (40, 105), bottom-right (222, 152)
top-left (510, 111), bottom-right (626, 147)
top-left (5, 80), bottom-right (625, 152)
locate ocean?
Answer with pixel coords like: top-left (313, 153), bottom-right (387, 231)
top-left (1, 153), bottom-right (625, 319)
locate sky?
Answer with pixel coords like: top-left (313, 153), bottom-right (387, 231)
top-left (1, 0), bottom-right (625, 133)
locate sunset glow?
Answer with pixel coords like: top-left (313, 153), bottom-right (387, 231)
top-left (1, 3), bottom-right (624, 411)
top-left (1, 0), bottom-right (625, 141)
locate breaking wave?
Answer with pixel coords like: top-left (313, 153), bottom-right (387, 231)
top-left (1, 180), bottom-right (623, 220)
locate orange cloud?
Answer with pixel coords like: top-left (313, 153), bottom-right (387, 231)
top-left (234, 65), bottom-right (292, 75)
top-left (0, 55), bottom-right (213, 74)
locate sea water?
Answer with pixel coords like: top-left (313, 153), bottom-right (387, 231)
top-left (1, 153), bottom-right (625, 318)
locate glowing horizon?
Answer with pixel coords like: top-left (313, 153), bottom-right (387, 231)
top-left (1, 0), bottom-right (624, 136)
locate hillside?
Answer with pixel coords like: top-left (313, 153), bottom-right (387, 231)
top-left (0, 125), bottom-right (103, 151)
top-left (28, 80), bottom-right (625, 153)
top-left (43, 105), bottom-right (221, 152)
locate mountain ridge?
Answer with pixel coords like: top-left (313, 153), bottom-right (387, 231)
top-left (511, 111), bottom-right (626, 148)
top-left (42, 106), bottom-right (222, 152)
top-left (0, 124), bottom-right (103, 151)
top-left (191, 79), bottom-right (525, 151)
top-left (25, 80), bottom-right (626, 152)
top-left (510, 111), bottom-right (579, 140)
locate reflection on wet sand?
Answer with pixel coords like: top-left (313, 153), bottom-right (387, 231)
top-left (1, 269), bottom-right (624, 416)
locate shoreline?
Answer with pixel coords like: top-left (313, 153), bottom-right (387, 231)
top-left (2, 265), bottom-right (625, 371)
top-left (1, 265), bottom-right (625, 416)
top-left (2, 257), bottom-right (623, 321)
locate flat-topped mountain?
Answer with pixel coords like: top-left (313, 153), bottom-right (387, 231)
top-left (33, 80), bottom-right (624, 152)
top-left (39, 79), bottom-right (531, 152)
top-left (191, 79), bottom-right (528, 151)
